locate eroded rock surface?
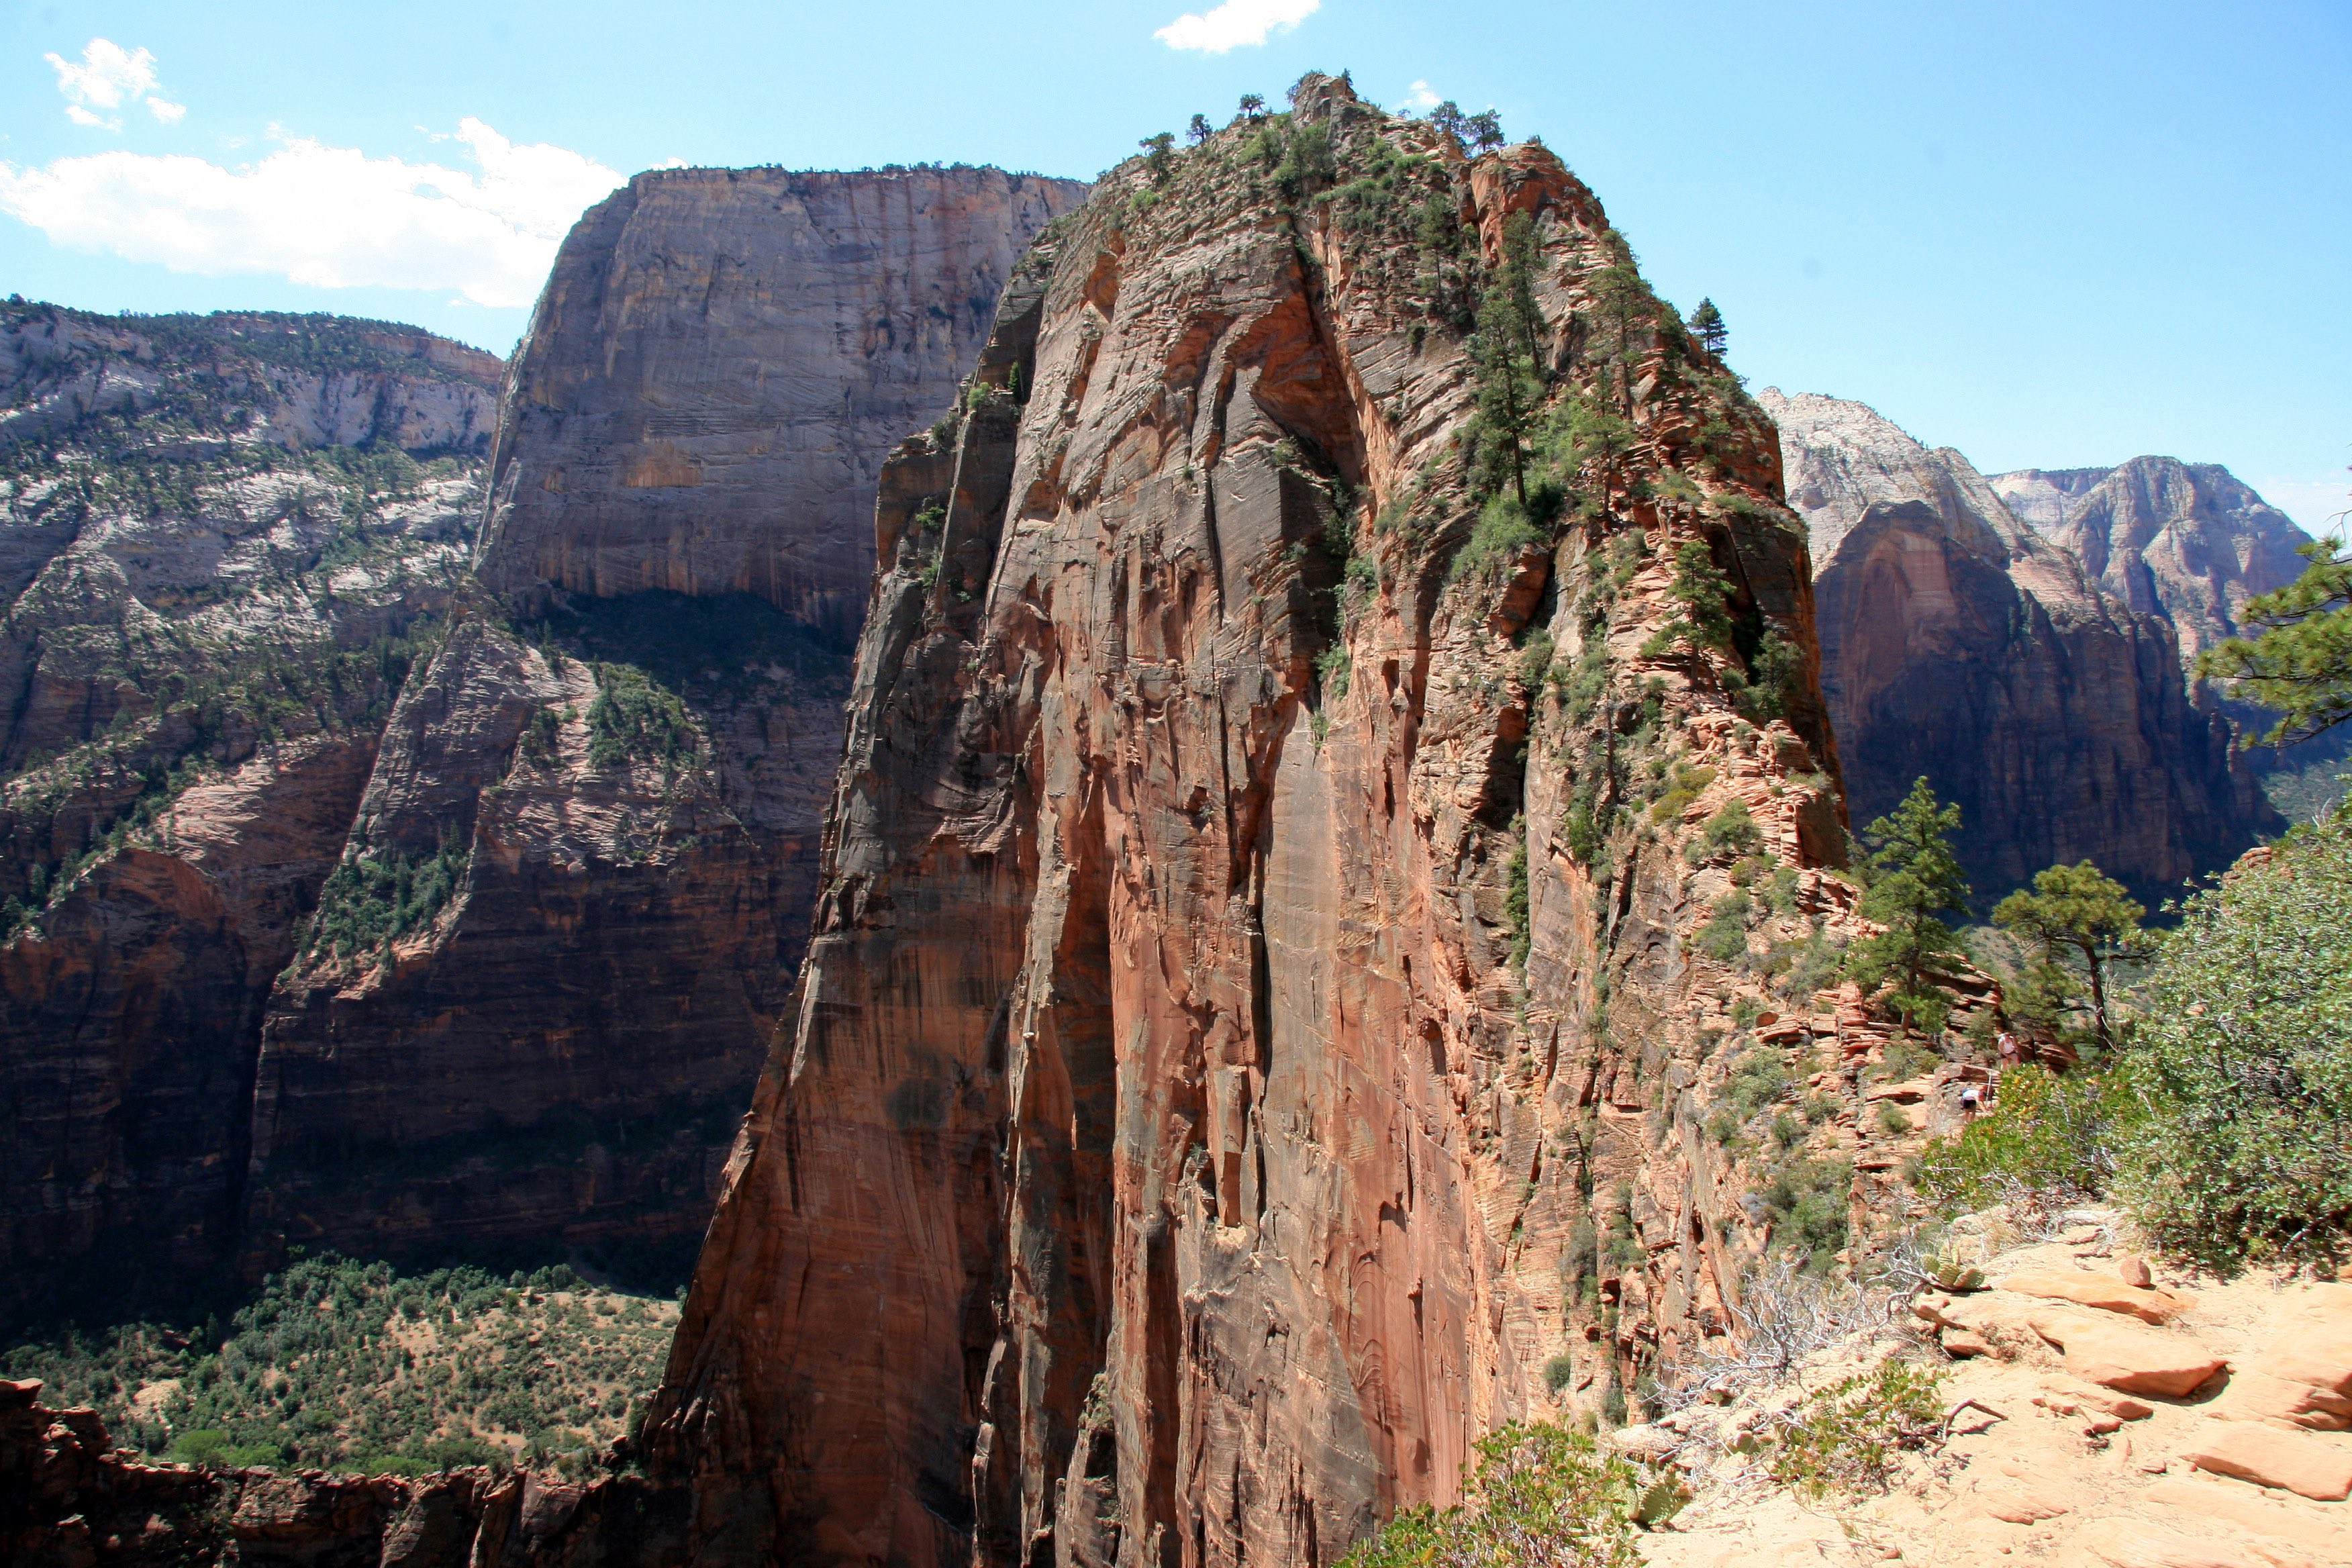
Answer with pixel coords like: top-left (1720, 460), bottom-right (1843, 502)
top-left (475, 165), bottom-right (1088, 638)
top-left (642, 80), bottom-right (1912, 1567)
top-left (1765, 390), bottom-right (2278, 899)
top-left (238, 164), bottom-right (1085, 1274)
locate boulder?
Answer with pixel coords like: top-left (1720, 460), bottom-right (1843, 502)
top-left (2001, 1270), bottom-right (2195, 1324)
top-left (2181, 1421), bottom-right (2352, 1502)
top-left (2026, 1309), bottom-right (2227, 1396)
top-left (2119, 1255), bottom-right (2154, 1287)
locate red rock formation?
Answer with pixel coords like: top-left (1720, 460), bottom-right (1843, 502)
top-left (644, 80), bottom-right (1876, 1567)
top-left (1766, 391), bottom-right (2278, 899)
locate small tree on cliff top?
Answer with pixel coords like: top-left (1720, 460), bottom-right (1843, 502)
top-left (2197, 533), bottom-right (2352, 749)
top-left (1845, 778), bottom-right (1970, 1035)
top-left (1687, 297), bottom-right (1727, 358)
top-left (1186, 113), bottom-right (1212, 145)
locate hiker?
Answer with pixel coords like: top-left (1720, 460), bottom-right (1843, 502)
top-left (1959, 1083), bottom-right (1983, 1116)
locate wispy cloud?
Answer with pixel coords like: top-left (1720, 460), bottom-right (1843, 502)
top-left (1403, 80), bottom-right (1440, 111)
top-left (0, 119), bottom-right (625, 307)
top-left (1155, 0), bottom-right (1319, 54)
top-left (44, 38), bottom-right (175, 132)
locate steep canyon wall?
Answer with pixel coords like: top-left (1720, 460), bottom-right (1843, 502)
top-left (1765, 391), bottom-right (2280, 902)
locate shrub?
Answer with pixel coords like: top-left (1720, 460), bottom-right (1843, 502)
top-left (1543, 1353), bottom-right (1576, 1394)
top-left (1338, 1422), bottom-right (1645, 1568)
top-left (1699, 797), bottom-right (1761, 858)
top-left (1753, 1155), bottom-right (1851, 1272)
top-left (1694, 892), bottom-right (1751, 963)
top-left (1877, 1100), bottom-right (1913, 1136)
top-left (586, 663), bottom-right (699, 771)
top-left (1911, 1063), bottom-right (2124, 1217)
top-left (1766, 1359), bottom-right (1945, 1499)
top-left (1721, 1048), bottom-right (1792, 1122)
top-left (302, 834), bottom-right (469, 965)
top-left (2114, 810), bottom-right (2352, 1271)
top-left (1451, 491), bottom-right (1542, 581)
top-left (1649, 763), bottom-right (1716, 824)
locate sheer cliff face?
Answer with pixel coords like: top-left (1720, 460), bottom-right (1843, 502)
top-left (476, 166), bottom-right (1090, 640)
top-left (1992, 458), bottom-right (2312, 661)
top-left (1765, 390), bottom-right (2277, 899)
top-left (241, 166), bottom-right (1087, 1270)
top-left (649, 80), bottom-right (1875, 1568)
top-left (0, 306), bottom-right (495, 1304)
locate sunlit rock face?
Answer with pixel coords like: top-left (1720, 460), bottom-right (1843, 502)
top-left (1766, 389), bottom-right (2277, 901)
top-left (642, 79), bottom-right (1874, 1568)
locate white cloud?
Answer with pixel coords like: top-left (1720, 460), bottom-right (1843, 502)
top-left (1404, 80), bottom-right (1440, 111)
top-left (0, 118), bottom-right (625, 307)
top-left (44, 38), bottom-right (185, 132)
top-left (46, 38), bottom-right (158, 112)
top-left (1155, 0), bottom-right (1319, 53)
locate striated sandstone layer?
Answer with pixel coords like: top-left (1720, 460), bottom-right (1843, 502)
top-left (1765, 390), bottom-right (2277, 900)
top-left (475, 165), bottom-right (1088, 638)
top-left (240, 166), bottom-right (1087, 1275)
top-left (643, 79), bottom-right (1913, 1568)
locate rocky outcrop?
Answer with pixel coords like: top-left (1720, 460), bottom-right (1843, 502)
top-left (1992, 458), bottom-right (2312, 662)
top-left (640, 79), bottom-right (1908, 1567)
top-left (1765, 391), bottom-right (2278, 899)
top-left (1994, 457), bottom-right (2347, 821)
top-left (235, 165), bottom-right (1086, 1275)
top-left (0, 303), bottom-right (500, 461)
top-left (475, 165), bottom-right (1087, 638)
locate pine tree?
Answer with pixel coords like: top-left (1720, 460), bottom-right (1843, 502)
top-left (1992, 861), bottom-right (2146, 1052)
top-left (1845, 778), bottom-right (1971, 1034)
top-left (1139, 132), bottom-right (1177, 183)
top-left (1465, 110), bottom-right (1505, 152)
top-left (1428, 101), bottom-right (1469, 146)
top-left (1186, 113), bottom-right (1212, 145)
top-left (2196, 532), bottom-right (2352, 746)
top-left (1469, 212), bottom-right (1546, 506)
top-left (1238, 93), bottom-right (1267, 121)
top-left (1686, 297), bottom-right (1727, 358)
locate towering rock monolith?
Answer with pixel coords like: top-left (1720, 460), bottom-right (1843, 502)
top-left (639, 79), bottom-right (1914, 1568)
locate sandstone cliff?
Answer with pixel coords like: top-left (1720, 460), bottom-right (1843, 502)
top-left (639, 79), bottom-right (1943, 1568)
top-left (1765, 390), bottom-right (2277, 900)
top-left (239, 166), bottom-right (1086, 1272)
top-left (1994, 456), bottom-right (2347, 821)
top-left (475, 166), bottom-right (1089, 638)
top-left (1992, 457), bottom-right (2312, 662)
top-left (0, 306), bottom-right (496, 1310)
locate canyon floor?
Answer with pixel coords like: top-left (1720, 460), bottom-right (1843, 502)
top-left (1642, 1212), bottom-right (2351, 1567)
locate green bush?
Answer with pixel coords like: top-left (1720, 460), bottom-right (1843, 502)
top-left (586, 663), bottom-right (700, 771)
top-left (1753, 1155), bottom-right (1851, 1272)
top-left (1452, 491), bottom-right (1543, 581)
top-left (2114, 810), bottom-right (2352, 1271)
top-left (1337, 1420), bottom-right (1643, 1568)
top-left (1649, 763), bottom-right (1716, 824)
top-left (1766, 1359), bottom-right (1945, 1498)
top-left (1911, 1063), bottom-right (2124, 1216)
top-left (1543, 1353), bottom-right (1576, 1394)
top-left (302, 834), bottom-right (470, 965)
top-left (1695, 891), bottom-right (1751, 963)
top-left (1698, 797), bottom-right (1761, 858)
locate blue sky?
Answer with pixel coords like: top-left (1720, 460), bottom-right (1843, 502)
top-left (2, 0), bottom-right (2346, 532)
